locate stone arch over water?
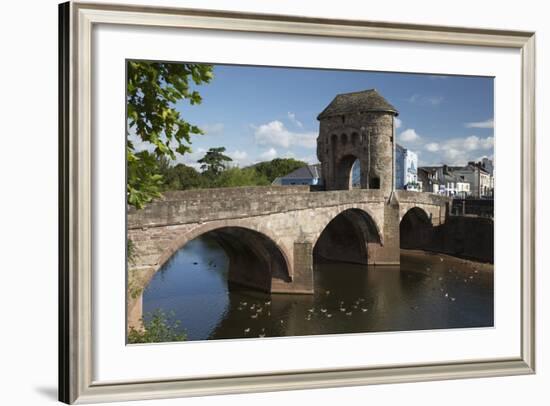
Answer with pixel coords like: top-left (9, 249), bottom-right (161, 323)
top-left (400, 207), bottom-right (433, 249)
top-left (157, 225), bottom-right (292, 293)
top-left (313, 208), bottom-right (382, 265)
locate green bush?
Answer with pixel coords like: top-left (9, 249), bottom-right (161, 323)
top-left (251, 158), bottom-right (308, 183)
top-left (128, 309), bottom-right (187, 344)
top-left (156, 157), bottom-right (308, 192)
top-left (213, 166), bottom-right (270, 188)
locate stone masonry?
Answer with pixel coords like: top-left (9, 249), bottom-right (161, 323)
top-left (127, 89), bottom-right (450, 330)
top-left (127, 187), bottom-right (449, 329)
top-left (317, 89), bottom-right (398, 194)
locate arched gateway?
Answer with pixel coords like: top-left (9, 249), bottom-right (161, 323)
top-left (127, 90), bottom-right (450, 330)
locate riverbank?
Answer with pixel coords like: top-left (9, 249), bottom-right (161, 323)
top-left (400, 249), bottom-right (494, 273)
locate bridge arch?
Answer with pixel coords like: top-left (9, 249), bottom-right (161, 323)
top-left (400, 207), bottom-right (433, 249)
top-left (157, 223), bottom-right (292, 293)
top-left (314, 207), bottom-right (382, 265)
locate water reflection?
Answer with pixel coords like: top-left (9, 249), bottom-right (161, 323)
top-left (143, 236), bottom-right (493, 341)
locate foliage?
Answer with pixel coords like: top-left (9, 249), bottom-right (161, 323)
top-left (197, 147), bottom-right (233, 178)
top-left (127, 150), bottom-right (164, 208)
top-left (127, 309), bottom-right (187, 344)
top-left (161, 163), bottom-right (203, 191)
top-left (151, 154), bottom-right (309, 191)
top-left (127, 280), bottom-right (143, 300)
top-left (251, 158), bottom-right (308, 183)
top-left (213, 167), bottom-right (270, 188)
top-left (127, 61), bottom-right (213, 209)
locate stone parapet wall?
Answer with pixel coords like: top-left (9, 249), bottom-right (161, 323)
top-left (128, 188), bottom-right (386, 229)
top-left (160, 185), bottom-right (309, 201)
top-left (394, 190), bottom-right (451, 206)
top-left (395, 191), bottom-right (451, 226)
top-left (450, 199), bottom-right (494, 218)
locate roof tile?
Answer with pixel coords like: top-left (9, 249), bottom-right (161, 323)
top-left (317, 89), bottom-right (398, 119)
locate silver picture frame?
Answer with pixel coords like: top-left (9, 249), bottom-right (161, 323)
top-left (59, 1), bottom-right (536, 403)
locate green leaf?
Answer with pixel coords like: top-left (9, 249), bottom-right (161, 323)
top-left (126, 61), bottom-right (214, 208)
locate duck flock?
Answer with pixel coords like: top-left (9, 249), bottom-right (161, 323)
top-left (235, 292), bottom-right (372, 338)
top-left (232, 257), bottom-right (485, 339)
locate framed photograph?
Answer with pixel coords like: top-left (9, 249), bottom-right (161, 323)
top-left (59, 1), bottom-right (535, 404)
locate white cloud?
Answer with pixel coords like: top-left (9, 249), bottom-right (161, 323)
top-left (127, 132), bottom-right (154, 153)
top-left (443, 148), bottom-right (462, 161)
top-left (281, 150), bottom-right (296, 159)
top-left (458, 135), bottom-right (494, 151)
top-left (175, 147), bottom-right (252, 169)
top-left (465, 119), bottom-right (494, 129)
top-left (407, 94), bottom-right (444, 106)
top-left (425, 142), bottom-right (440, 152)
top-left (254, 120), bottom-right (317, 149)
top-left (298, 155), bottom-right (320, 165)
top-left (175, 147), bottom-right (207, 170)
top-left (228, 150), bottom-right (248, 161)
top-left (255, 148), bottom-right (317, 164)
top-left (427, 96), bottom-right (444, 105)
top-left (200, 123), bottom-right (224, 135)
top-left (259, 148), bottom-right (278, 161)
top-left (394, 117), bottom-right (402, 129)
top-left (399, 128), bottom-right (422, 143)
top-left (287, 112), bottom-right (303, 128)
top-left (422, 135), bottom-right (494, 165)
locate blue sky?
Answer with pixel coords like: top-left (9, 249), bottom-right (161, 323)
top-left (160, 64), bottom-right (494, 168)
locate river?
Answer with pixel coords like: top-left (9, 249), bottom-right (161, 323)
top-left (142, 236), bottom-right (493, 341)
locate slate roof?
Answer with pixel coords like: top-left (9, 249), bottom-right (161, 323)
top-left (317, 89), bottom-right (399, 120)
top-left (419, 165), bottom-right (478, 183)
top-left (282, 164), bottom-right (322, 179)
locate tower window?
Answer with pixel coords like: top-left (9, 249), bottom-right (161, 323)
top-left (369, 177), bottom-right (380, 189)
top-left (351, 132), bottom-right (359, 146)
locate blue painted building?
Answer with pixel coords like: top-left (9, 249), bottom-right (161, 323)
top-left (395, 144), bottom-right (419, 190)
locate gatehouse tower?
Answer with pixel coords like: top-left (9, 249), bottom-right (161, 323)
top-left (316, 89), bottom-right (399, 196)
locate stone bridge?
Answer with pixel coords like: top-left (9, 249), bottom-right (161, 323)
top-left (127, 185), bottom-right (450, 328)
top-left (126, 89), bottom-right (455, 329)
